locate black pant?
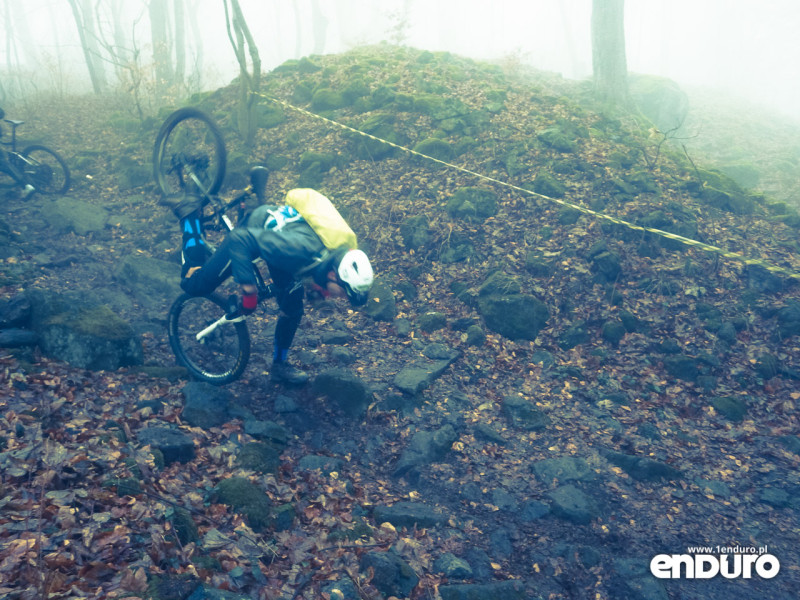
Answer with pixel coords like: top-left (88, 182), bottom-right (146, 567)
top-left (180, 233), bottom-right (304, 355)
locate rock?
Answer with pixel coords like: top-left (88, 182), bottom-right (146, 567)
top-left (0, 328), bottom-right (39, 348)
top-left (502, 395), bottom-right (550, 431)
top-left (0, 295), bottom-right (31, 328)
top-left (477, 294), bottom-right (549, 341)
top-left (114, 254), bottom-right (182, 305)
top-left (393, 350), bottom-right (459, 395)
top-left (710, 396), bottom-right (748, 422)
top-left (44, 198), bottom-right (109, 235)
top-left (138, 427), bottom-right (195, 465)
top-left (322, 577), bottom-right (360, 600)
top-left (236, 442), bottom-right (280, 474)
top-left (465, 324), bottom-right (486, 346)
top-left (532, 456), bottom-right (593, 484)
top-left (438, 580), bottom-right (526, 600)
top-left (419, 311), bottom-right (448, 332)
top-left (601, 320), bottom-right (626, 346)
top-left (433, 553), bottom-right (473, 579)
top-left (547, 484), bottom-right (600, 524)
top-left (478, 271), bottom-right (521, 297)
top-left (776, 301), bottom-right (800, 338)
top-left (446, 187), bottom-right (498, 223)
top-left (297, 454), bottom-right (344, 475)
top-left (393, 424), bottom-right (458, 477)
top-left (243, 420), bottom-right (290, 447)
top-left (212, 477), bottom-right (272, 532)
top-left (363, 278), bottom-right (396, 322)
top-left (312, 369), bottom-right (372, 417)
top-left (181, 382), bottom-right (233, 428)
top-left (373, 502), bottom-right (449, 529)
top-left (760, 487), bottom-right (790, 508)
top-left (359, 550), bottom-right (419, 598)
top-left (26, 289), bottom-right (143, 371)
top-left (604, 450), bottom-right (681, 482)
top-left (520, 500), bottom-right (551, 522)
top-left (170, 508), bottom-right (200, 545)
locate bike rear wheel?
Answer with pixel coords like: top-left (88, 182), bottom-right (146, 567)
top-left (21, 145), bottom-right (71, 194)
top-left (168, 292), bottom-right (250, 385)
top-left (153, 107), bottom-right (227, 200)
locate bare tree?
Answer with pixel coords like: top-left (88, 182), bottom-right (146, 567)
top-left (149, 0), bottom-right (174, 94)
top-left (224, 0), bottom-right (262, 146)
top-left (591, 0), bottom-right (629, 108)
top-left (67, 0), bottom-right (109, 94)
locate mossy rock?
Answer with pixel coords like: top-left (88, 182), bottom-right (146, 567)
top-left (533, 172), bottom-right (566, 198)
top-left (400, 215), bottom-right (433, 251)
top-left (446, 187), bottom-right (498, 222)
top-left (256, 104), bottom-right (286, 129)
top-left (538, 128), bottom-right (577, 153)
top-left (311, 88), bottom-right (347, 111)
top-left (413, 138), bottom-right (453, 161)
top-left (419, 311), bottom-right (447, 332)
top-left (342, 79), bottom-right (370, 104)
top-left (212, 477), bottom-right (272, 532)
top-left (601, 320), bottom-right (626, 347)
top-left (170, 508), bottom-right (199, 545)
top-left (479, 271), bottom-right (521, 297)
top-left (478, 294), bottom-right (549, 341)
top-left (711, 396), bottom-right (748, 422)
top-left (351, 113), bottom-right (400, 160)
top-left (291, 82), bottom-right (313, 104)
top-left (236, 442), bottom-right (281, 474)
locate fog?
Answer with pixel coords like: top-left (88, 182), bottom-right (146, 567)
top-left (3, 0), bottom-right (800, 122)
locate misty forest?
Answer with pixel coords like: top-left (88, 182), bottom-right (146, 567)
top-left (2, 1), bottom-right (800, 599)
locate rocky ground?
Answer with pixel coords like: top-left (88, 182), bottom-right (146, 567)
top-left (1, 46), bottom-right (800, 600)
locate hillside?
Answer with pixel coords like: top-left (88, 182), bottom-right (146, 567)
top-left (1, 45), bottom-right (799, 600)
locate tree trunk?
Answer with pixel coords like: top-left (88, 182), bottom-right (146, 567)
top-left (310, 0), bottom-right (328, 55)
top-left (174, 0), bottom-right (186, 86)
top-left (224, 0), bottom-right (262, 147)
top-left (149, 0), bottom-right (174, 93)
top-left (591, 0), bottom-right (629, 107)
top-left (67, 0), bottom-right (108, 94)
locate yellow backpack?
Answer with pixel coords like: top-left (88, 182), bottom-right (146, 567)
top-left (284, 188), bottom-right (358, 250)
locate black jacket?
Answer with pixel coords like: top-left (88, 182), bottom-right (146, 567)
top-left (231, 204), bottom-right (342, 287)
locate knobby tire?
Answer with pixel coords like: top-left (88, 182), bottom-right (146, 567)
top-left (152, 107), bottom-right (227, 199)
top-left (22, 145), bottom-right (71, 194)
top-left (168, 292), bottom-right (250, 385)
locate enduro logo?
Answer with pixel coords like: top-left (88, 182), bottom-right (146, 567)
top-left (650, 547), bottom-right (780, 579)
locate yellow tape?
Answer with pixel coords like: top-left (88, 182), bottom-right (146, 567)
top-left (256, 92), bottom-right (800, 282)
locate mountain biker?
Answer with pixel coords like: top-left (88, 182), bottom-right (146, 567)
top-left (164, 170), bottom-right (374, 385)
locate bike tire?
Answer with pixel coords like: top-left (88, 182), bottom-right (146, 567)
top-left (21, 145), bottom-right (71, 194)
top-left (168, 292), bottom-right (250, 385)
top-left (153, 107), bottom-right (227, 200)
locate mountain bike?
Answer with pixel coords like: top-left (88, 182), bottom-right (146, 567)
top-left (153, 107), bottom-right (273, 384)
top-left (0, 118), bottom-right (71, 195)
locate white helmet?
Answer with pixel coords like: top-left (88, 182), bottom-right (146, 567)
top-left (337, 249), bottom-right (374, 306)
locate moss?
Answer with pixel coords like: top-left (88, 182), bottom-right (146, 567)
top-left (311, 88), bottom-right (346, 111)
top-left (413, 138), bottom-right (453, 161)
top-left (170, 508), bottom-right (199, 545)
top-left (236, 442), bottom-right (280, 474)
top-left (533, 172), bottom-right (566, 198)
top-left (46, 305), bottom-right (134, 341)
top-left (446, 186), bottom-right (498, 222)
top-left (256, 104), bottom-right (286, 129)
top-left (212, 477), bottom-right (272, 532)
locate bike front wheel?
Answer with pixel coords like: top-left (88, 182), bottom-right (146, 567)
top-left (168, 292), bottom-right (250, 385)
top-left (21, 145), bottom-right (71, 194)
top-left (153, 107), bottom-right (227, 200)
